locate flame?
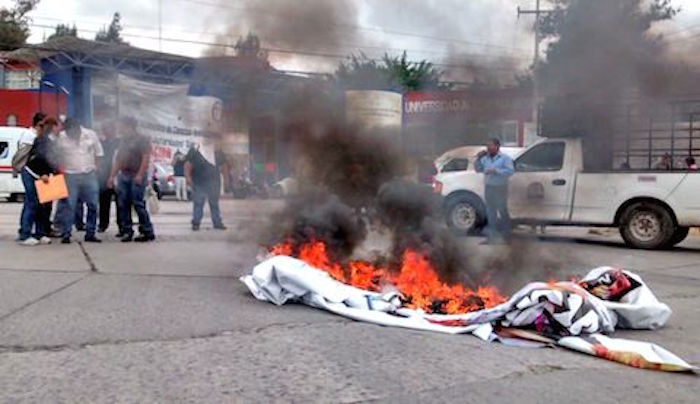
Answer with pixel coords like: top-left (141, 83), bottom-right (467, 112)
top-left (270, 240), bottom-right (506, 314)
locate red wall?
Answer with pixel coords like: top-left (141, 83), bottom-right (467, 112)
top-left (0, 89), bottom-right (68, 127)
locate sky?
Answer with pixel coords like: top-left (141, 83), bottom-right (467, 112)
top-left (3, 0), bottom-right (700, 77)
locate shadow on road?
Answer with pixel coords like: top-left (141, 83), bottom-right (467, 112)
top-left (508, 233), bottom-right (700, 253)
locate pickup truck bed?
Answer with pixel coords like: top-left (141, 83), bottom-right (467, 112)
top-left (436, 138), bottom-right (700, 249)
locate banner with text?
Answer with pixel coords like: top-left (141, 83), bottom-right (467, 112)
top-left (92, 74), bottom-right (224, 163)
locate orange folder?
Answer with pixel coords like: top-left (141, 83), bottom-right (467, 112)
top-left (35, 174), bottom-right (69, 204)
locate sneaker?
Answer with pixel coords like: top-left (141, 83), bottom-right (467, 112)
top-left (61, 237), bottom-right (71, 244)
top-left (84, 236), bottom-right (102, 243)
top-left (213, 224), bottom-right (227, 230)
top-left (39, 236), bottom-right (52, 245)
top-left (19, 237), bottom-right (40, 246)
top-left (121, 233), bottom-right (134, 243)
top-left (134, 234), bottom-right (155, 243)
top-left (192, 224), bottom-right (200, 231)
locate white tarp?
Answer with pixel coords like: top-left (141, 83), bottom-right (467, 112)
top-left (242, 256), bottom-right (695, 372)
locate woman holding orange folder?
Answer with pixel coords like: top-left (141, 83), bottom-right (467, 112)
top-left (18, 118), bottom-right (59, 246)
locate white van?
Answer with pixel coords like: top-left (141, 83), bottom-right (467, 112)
top-left (0, 126), bottom-right (33, 201)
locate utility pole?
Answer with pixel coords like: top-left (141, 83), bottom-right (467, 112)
top-left (158, 0), bottom-right (163, 52)
top-left (518, 1), bottom-right (553, 130)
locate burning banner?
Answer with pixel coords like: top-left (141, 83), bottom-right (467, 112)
top-left (242, 252), bottom-right (695, 373)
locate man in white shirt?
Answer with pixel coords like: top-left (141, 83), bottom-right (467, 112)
top-left (55, 118), bottom-right (104, 244)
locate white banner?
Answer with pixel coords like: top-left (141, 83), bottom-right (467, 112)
top-left (93, 74), bottom-right (224, 163)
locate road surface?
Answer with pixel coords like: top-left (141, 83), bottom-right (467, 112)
top-left (0, 199), bottom-right (698, 402)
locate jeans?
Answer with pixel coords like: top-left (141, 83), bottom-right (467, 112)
top-left (175, 176), bottom-right (187, 201)
top-left (116, 173), bottom-right (154, 237)
top-left (74, 198), bottom-right (85, 229)
top-left (192, 179), bottom-right (222, 227)
top-left (19, 168), bottom-right (51, 240)
top-left (99, 187), bottom-right (122, 231)
top-left (484, 184), bottom-right (511, 240)
top-left (60, 172), bottom-right (99, 239)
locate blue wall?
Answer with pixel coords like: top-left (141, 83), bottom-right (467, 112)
top-left (38, 60), bottom-right (97, 128)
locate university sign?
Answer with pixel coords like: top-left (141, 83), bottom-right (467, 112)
top-left (403, 89), bottom-right (533, 123)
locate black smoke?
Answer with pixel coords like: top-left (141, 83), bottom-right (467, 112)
top-left (537, 0), bottom-right (680, 170)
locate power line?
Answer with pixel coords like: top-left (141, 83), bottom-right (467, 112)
top-left (663, 23), bottom-right (700, 38)
top-left (31, 15), bottom-right (532, 62)
top-left (666, 31), bottom-right (700, 44)
top-left (28, 23), bottom-right (526, 73)
top-left (173, 0), bottom-right (532, 53)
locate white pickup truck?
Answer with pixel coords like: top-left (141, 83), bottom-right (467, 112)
top-left (434, 137), bottom-right (700, 249)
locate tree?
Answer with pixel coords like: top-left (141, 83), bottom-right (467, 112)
top-left (536, 0), bottom-right (678, 169)
top-left (234, 32), bottom-right (268, 62)
top-left (335, 51), bottom-right (446, 93)
top-left (95, 12), bottom-right (127, 44)
top-left (47, 23), bottom-right (77, 41)
top-left (0, 0), bottom-right (40, 50)
top-left (537, 0), bottom-right (677, 98)
top-left (383, 52), bottom-right (444, 92)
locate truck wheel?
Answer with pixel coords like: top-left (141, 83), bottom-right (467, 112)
top-left (619, 202), bottom-right (674, 249)
top-left (445, 195), bottom-right (485, 236)
top-left (667, 226), bottom-right (690, 247)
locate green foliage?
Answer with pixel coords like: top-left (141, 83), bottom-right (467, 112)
top-left (95, 12), bottom-right (127, 44)
top-left (47, 23), bottom-right (77, 41)
top-left (0, 0), bottom-right (40, 50)
top-left (335, 51), bottom-right (445, 92)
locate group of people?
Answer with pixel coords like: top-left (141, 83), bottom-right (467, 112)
top-left (652, 153), bottom-right (698, 170)
top-left (16, 112), bottom-right (227, 247)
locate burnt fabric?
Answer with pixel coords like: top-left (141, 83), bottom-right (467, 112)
top-left (242, 257), bottom-right (694, 372)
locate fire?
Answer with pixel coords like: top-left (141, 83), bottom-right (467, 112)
top-left (270, 240), bottom-right (507, 314)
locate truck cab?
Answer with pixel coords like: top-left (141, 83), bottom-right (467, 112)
top-left (436, 137), bottom-right (700, 249)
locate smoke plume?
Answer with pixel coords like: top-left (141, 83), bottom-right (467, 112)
top-left (538, 0), bottom-right (686, 169)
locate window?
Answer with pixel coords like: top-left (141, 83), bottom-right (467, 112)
top-left (515, 142), bottom-right (565, 172)
top-left (489, 121), bottom-right (518, 146)
top-left (441, 158), bottom-right (469, 172)
top-left (0, 142), bottom-right (9, 159)
top-left (4, 70), bottom-right (41, 89)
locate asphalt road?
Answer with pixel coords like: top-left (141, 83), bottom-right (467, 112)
top-left (0, 199), bottom-right (698, 403)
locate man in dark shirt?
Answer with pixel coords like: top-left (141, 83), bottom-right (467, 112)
top-left (184, 141), bottom-right (227, 231)
top-left (18, 117), bottom-right (57, 246)
top-left (97, 121), bottom-right (123, 234)
top-left (108, 117), bottom-right (155, 242)
top-left (172, 150), bottom-right (187, 201)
